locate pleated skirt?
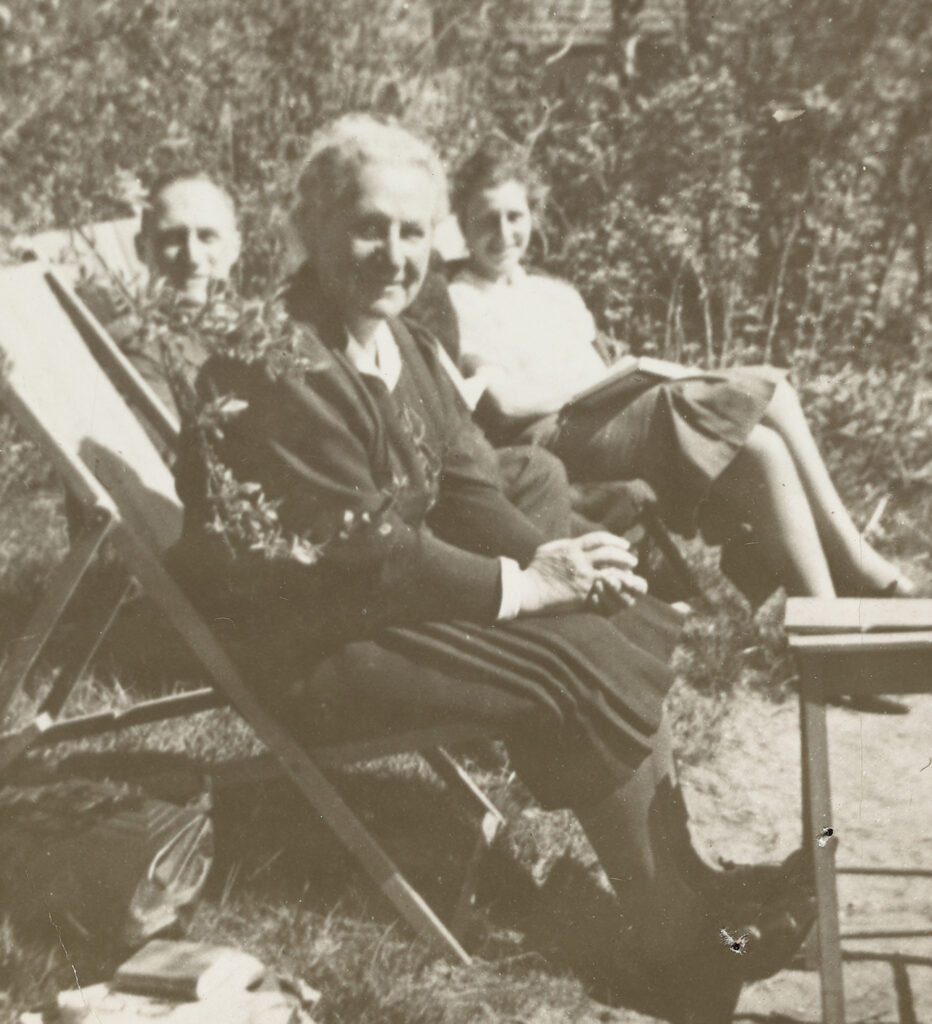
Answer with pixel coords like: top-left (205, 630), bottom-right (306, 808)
top-left (280, 594), bottom-right (683, 809)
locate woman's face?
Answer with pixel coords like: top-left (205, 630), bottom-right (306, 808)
top-left (305, 160), bottom-right (435, 328)
top-left (461, 178), bottom-right (532, 281)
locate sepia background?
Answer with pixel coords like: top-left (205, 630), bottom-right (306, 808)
top-left (0, 0), bottom-right (930, 1020)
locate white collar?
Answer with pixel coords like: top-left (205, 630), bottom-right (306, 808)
top-left (459, 263), bottom-right (527, 291)
top-left (345, 320), bottom-right (402, 391)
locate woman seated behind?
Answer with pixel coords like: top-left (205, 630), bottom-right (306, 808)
top-left (174, 114), bottom-right (815, 1022)
top-left (448, 137), bottom-right (914, 601)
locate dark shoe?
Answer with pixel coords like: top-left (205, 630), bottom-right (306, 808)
top-left (669, 972), bottom-right (744, 1024)
top-left (701, 846), bottom-right (812, 913)
top-left (609, 942), bottom-right (744, 1024)
top-left (609, 868), bottom-right (812, 1024)
top-left (719, 873), bottom-right (818, 983)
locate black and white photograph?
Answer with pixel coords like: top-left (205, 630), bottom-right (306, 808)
top-left (0, 1), bottom-right (930, 1021)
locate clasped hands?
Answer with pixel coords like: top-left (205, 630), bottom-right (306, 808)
top-left (518, 531), bottom-right (648, 617)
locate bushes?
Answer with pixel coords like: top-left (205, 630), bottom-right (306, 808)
top-left (452, 0), bottom-right (930, 376)
top-left (0, 0), bottom-right (510, 288)
top-left (798, 360), bottom-right (932, 525)
top-left (2, 0), bottom-right (929, 364)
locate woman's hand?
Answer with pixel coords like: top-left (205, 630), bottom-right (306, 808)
top-left (517, 531), bottom-right (647, 617)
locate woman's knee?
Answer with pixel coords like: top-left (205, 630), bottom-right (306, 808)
top-left (742, 424), bottom-right (795, 477)
top-left (763, 377), bottom-right (804, 428)
top-left (718, 425), bottom-right (800, 509)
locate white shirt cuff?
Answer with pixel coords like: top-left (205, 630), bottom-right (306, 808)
top-left (497, 557), bottom-right (523, 621)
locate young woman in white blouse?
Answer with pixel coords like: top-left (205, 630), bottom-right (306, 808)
top-left (448, 137), bottom-right (914, 601)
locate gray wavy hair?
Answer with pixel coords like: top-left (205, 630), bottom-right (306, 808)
top-left (291, 113), bottom-right (448, 250)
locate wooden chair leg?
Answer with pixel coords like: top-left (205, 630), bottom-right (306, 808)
top-left (39, 575), bottom-right (136, 717)
top-left (424, 748), bottom-right (506, 830)
top-left (0, 568), bottom-right (133, 778)
top-left (449, 825), bottom-right (496, 939)
top-left (799, 671), bottom-right (846, 1024)
top-left (118, 535), bottom-right (472, 962)
top-left (424, 748), bottom-right (506, 937)
top-left (0, 712), bottom-right (53, 774)
top-left (0, 508), bottom-right (112, 718)
top-left (641, 507), bottom-right (704, 600)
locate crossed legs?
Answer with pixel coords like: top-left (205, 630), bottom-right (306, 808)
top-left (760, 379), bottom-right (911, 595)
top-left (709, 379), bottom-right (911, 598)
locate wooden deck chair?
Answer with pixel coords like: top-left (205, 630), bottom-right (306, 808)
top-left (0, 262), bottom-right (516, 963)
top-left (12, 217), bottom-right (146, 290)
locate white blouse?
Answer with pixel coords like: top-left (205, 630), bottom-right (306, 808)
top-left (448, 265), bottom-right (608, 401)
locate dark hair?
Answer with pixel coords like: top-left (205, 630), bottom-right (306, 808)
top-left (451, 136), bottom-right (548, 223)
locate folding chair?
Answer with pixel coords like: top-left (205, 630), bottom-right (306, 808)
top-left (0, 261), bottom-right (515, 963)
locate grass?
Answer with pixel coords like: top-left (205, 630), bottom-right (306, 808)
top-left (0, 400), bottom-right (929, 1021)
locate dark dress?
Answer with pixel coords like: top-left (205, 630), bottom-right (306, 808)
top-left (544, 367), bottom-right (781, 536)
top-left (172, 268), bottom-right (682, 809)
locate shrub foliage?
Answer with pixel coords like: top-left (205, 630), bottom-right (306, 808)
top-left (2, 0), bottom-right (929, 363)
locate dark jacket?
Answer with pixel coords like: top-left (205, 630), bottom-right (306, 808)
top-left (173, 266), bottom-right (544, 670)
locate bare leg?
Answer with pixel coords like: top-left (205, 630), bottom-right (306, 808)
top-left (711, 425), bottom-right (836, 597)
top-left (761, 379), bottom-right (912, 595)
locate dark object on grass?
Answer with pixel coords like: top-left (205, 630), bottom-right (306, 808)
top-left (115, 938), bottom-right (266, 1000)
top-left (0, 765), bottom-right (213, 950)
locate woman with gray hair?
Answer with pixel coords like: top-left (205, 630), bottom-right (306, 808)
top-left (174, 114), bottom-right (814, 1022)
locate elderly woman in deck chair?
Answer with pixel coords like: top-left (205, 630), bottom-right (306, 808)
top-left (58, 170), bottom-right (579, 689)
top-left (171, 114), bottom-right (816, 1024)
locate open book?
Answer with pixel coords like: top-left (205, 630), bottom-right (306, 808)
top-left (562, 355), bottom-right (696, 416)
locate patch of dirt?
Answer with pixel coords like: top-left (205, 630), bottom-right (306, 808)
top-left (684, 691), bottom-right (932, 1023)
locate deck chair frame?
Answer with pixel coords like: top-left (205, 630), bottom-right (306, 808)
top-left (0, 263), bottom-right (510, 963)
